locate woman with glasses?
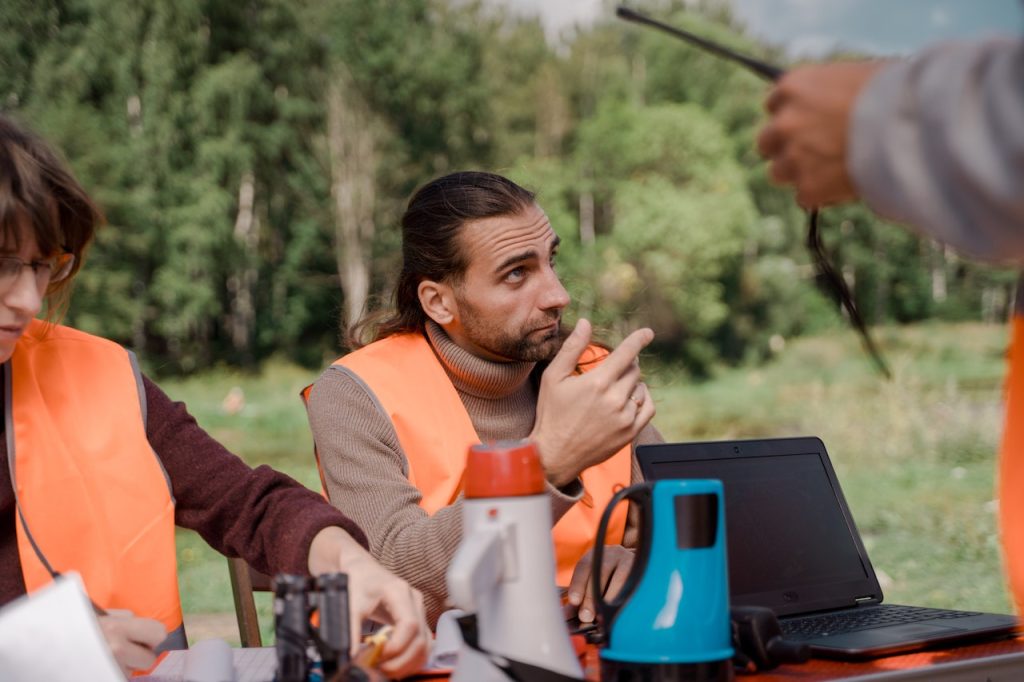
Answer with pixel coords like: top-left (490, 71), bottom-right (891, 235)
top-left (0, 115), bottom-right (429, 678)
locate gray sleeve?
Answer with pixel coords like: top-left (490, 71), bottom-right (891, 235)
top-left (305, 367), bottom-right (464, 626)
top-left (848, 37), bottom-right (1024, 264)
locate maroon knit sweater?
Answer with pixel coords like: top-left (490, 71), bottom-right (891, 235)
top-left (0, 375), bottom-right (367, 606)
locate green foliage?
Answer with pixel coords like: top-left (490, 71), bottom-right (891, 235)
top-left (1, 0), bottom-right (1016, 375)
top-left (521, 101), bottom-right (757, 367)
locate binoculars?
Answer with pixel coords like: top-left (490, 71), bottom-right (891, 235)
top-left (273, 573), bottom-right (376, 682)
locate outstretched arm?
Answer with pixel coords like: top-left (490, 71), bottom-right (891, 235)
top-left (849, 38), bottom-right (1024, 261)
top-left (758, 38), bottom-right (1024, 264)
top-left (144, 377), bottom-right (429, 676)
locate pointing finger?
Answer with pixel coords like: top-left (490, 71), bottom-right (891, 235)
top-left (544, 319), bottom-right (592, 380)
top-left (595, 328), bottom-right (654, 378)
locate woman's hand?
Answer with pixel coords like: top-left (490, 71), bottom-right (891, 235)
top-left (97, 611), bottom-right (166, 677)
top-left (309, 526), bottom-right (430, 679)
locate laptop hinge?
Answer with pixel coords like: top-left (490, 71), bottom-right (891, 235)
top-left (854, 596), bottom-right (876, 604)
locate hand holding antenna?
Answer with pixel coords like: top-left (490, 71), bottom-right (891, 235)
top-left (758, 61), bottom-right (883, 208)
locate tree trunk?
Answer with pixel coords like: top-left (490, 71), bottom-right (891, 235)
top-left (534, 62), bottom-right (569, 159)
top-left (930, 240), bottom-right (948, 303)
top-left (579, 189), bottom-right (595, 244)
top-left (326, 64), bottom-right (376, 332)
top-left (631, 53), bottom-right (646, 107)
top-left (227, 171), bottom-right (259, 360)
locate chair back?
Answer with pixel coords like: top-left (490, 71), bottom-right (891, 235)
top-left (227, 557), bottom-right (273, 647)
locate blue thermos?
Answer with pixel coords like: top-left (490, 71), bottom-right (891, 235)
top-left (593, 479), bottom-right (734, 681)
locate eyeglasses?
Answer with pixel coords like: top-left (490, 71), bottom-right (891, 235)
top-left (0, 252), bottom-right (76, 292)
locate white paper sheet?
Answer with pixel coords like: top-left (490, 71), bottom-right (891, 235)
top-left (0, 572), bottom-right (124, 682)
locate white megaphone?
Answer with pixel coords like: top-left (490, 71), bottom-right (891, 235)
top-left (446, 440), bottom-right (583, 682)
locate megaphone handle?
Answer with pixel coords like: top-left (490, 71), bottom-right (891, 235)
top-left (592, 482), bottom-right (653, 633)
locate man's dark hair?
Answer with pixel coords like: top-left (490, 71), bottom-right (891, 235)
top-left (348, 171), bottom-right (536, 348)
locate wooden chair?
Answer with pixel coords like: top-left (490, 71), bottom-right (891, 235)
top-left (227, 557), bottom-right (273, 647)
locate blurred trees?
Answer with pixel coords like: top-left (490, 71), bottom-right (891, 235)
top-left (2, 0), bottom-right (1016, 374)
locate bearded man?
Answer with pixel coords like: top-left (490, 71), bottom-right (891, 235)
top-left (305, 171), bottom-right (662, 626)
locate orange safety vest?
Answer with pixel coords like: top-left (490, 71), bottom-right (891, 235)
top-left (1001, 279), bottom-right (1024, 614)
top-left (7, 319), bottom-right (184, 648)
top-left (307, 332), bottom-right (631, 585)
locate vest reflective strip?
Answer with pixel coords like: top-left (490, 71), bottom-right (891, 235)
top-left (157, 624), bottom-right (189, 654)
top-left (322, 333), bottom-right (631, 585)
top-left (1000, 276), bottom-right (1024, 615)
top-left (8, 320), bottom-right (183, 641)
top-left (126, 350), bottom-right (174, 502)
top-left (5, 362), bottom-right (57, 580)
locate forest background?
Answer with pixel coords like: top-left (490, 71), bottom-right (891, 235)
top-left (1, 0), bottom-right (1018, 639)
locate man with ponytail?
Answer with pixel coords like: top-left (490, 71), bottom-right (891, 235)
top-left (306, 171), bottom-right (662, 628)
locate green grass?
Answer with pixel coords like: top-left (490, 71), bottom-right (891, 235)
top-left (162, 322), bottom-right (1014, 644)
top-left (158, 360), bottom-right (323, 488)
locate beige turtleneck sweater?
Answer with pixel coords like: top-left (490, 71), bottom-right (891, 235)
top-left (305, 321), bottom-right (661, 625)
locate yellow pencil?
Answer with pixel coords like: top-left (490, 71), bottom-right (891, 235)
top-left (355, 625), bottom-right (393, 668)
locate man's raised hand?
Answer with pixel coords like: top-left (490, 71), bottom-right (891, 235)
top-left (531, 319), bottom-right (655, 487)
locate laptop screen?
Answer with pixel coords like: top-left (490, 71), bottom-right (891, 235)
top-left (638, 437), bottom-right (883, 616)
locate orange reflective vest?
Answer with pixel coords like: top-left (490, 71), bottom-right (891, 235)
top-left (7, 320), bottom-right (184, 648)
top-left (1001, 280), bottom-right (1024, 614)
top-left (308, 332), bottom-right (631, 585)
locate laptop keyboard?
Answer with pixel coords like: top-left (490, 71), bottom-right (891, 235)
top-left (781, 604), bottom-right (982, 640)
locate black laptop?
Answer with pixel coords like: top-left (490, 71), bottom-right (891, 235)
top-left (637, 436), bottom-right (1020, 659)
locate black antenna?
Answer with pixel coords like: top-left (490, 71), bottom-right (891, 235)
top-left (616, 6), bottom-right (784, 82)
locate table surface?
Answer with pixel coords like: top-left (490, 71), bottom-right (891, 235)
top-left (142, 634), bottom-right (1024, 681)
top-left (571, 635), bottom-right (1024, 682)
